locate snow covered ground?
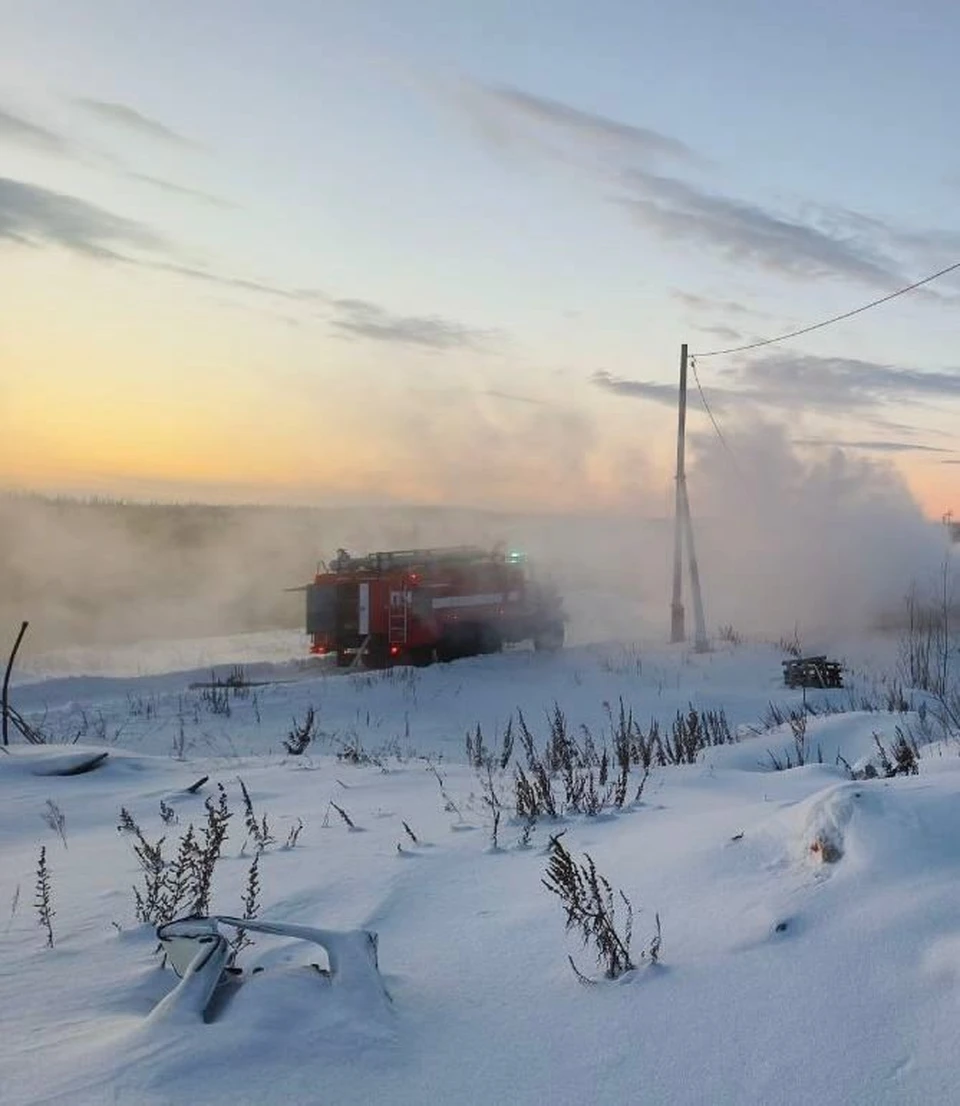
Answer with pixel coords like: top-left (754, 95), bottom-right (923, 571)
top-left (2, 631), bottom-right (959, 1105)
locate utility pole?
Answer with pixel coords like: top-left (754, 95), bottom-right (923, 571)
top-left (670, 344), bottom-right (709, 651)
top-left (670, 344), bottom-right (688, 643)
top-left (682, 481), bottom-right (709, 652)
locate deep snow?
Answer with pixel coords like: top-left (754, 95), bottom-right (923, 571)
top-left (2, 632), bottom-right (959, 1105)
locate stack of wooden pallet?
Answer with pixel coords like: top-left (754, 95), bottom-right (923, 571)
top-left (782, 655), bottom-right (844, 689)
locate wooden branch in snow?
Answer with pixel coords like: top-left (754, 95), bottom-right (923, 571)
top-left (3, 621), bottom-right (29, 749)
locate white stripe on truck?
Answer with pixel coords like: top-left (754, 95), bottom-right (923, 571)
top-left (432, 592), bottom-right (519, 610)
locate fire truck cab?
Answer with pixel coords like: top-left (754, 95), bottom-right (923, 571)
top-left (305, 545), bottom-right (565, 668)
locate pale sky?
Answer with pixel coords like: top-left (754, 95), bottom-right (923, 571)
top-left (1, 0), bottom-right (957, 515)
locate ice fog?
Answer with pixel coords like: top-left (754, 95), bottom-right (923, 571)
top-left (686, 423), bottom-right (949, 639)
top-left (0, 428), bottom-right (950, 667)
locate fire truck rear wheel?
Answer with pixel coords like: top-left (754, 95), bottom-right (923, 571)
top-left (362, 637), bottom-right (390, 669)
top-left (436, 634), bottom-right (467, 663)
top-left (335, 649), bottom-right (352, 668)
top-left (478, 625), bottom-right (503, 655)
top-left (534, 622), bottom-right (565, 652)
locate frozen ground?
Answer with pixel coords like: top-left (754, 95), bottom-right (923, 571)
top-left (2, 631), bottom-right (959, 1105)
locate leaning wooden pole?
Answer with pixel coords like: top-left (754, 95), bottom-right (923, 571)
top-left (670, 344), bottom-right (688, 643)
top-left (3, 621), bottom-right (28, 748)
top-left (681, 482), bottom-right (709, 652)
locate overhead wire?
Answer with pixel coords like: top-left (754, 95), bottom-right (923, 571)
top-left (692, 257), bottom-right (960, 359)
top-left (687, 255), bottom-right (960, 474)
top-left (689, 352), bottom-right (815, 514)
top-left (689, 354), bottom-right (739, 470)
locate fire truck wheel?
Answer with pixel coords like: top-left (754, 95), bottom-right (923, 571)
top-left (335, 650), bottom-right (352, 668)
top-left (478, 625), bottom-right (503, 655)
top-left (362, 636), bottom-right (391, 670)
top-left (534, 622), bottom-right (565, 652)
top-left (362, 649), bottom-right (387, 670)
top-left (409, 646), bottom-right (434, 667)
top-left (435, 636), bottom-right (461, 664)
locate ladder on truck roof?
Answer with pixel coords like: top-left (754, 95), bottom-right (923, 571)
top-left (388, 584), bottom-right (409, 649)
top-left (373, 546), bottom-right (487, 572)
top-left (329, 545), bottom-right (502, 575)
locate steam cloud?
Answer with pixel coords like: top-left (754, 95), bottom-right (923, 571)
top-left (686, 422), bottom-right (946, 637)
top-left (0, 428), bottom-right (949, 673)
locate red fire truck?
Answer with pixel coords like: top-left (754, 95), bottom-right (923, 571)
top-left (304, 545), bottom-right (565, 667)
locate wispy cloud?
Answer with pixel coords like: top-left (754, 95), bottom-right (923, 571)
top-left (74, 98), bottom-right (197, 148)
top-left (0, 100), bottom-right (230, 208)
top-left (0, 176), bottom-right (314, 301)
top-left (469, 84), bottom-right (697, 165)
top-left (863, 415), bottom-right (946, 438)
top-left (730, 354), bottom-right (960, 410)
top-left (592, 370), bottom-right (687, 409)
top-left (482, 388), bottom-right (545, 406)
top-left (331, 298), bottom-right (499, 351)
top-left (695, 324), bottom-right (744, 342)
top-left (122, 171), bottom-right (234, 209)
top-left (451, 81), bottom-right (959, 289)
top-left (672, 291), bottom-right (756, 317)
top-left (794, 437), bottom-right (954, 455)
top-left (0, 177), bottom-right (495, 344)
top-left (806, 200), bottom-right (960, 265)
top-left (593, 353), bottom-right (960, 416)
top-left (0, 175), bottom-right (163, 256)
top-left (408, 384), bottom-right (545, 406)
top-left (619, 171), bottom-right (902, 287)
top-left (0, 107), bottom-right (70, 156)
top-left (141, 258), bottom-right (325, 303)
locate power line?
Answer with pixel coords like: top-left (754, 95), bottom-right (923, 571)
top-left (689, 355), bottom-right (739, 469)
top-left (689, 355), bottom-right (809, 515)
top-left (692, 257), bottom-right (960, 359)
